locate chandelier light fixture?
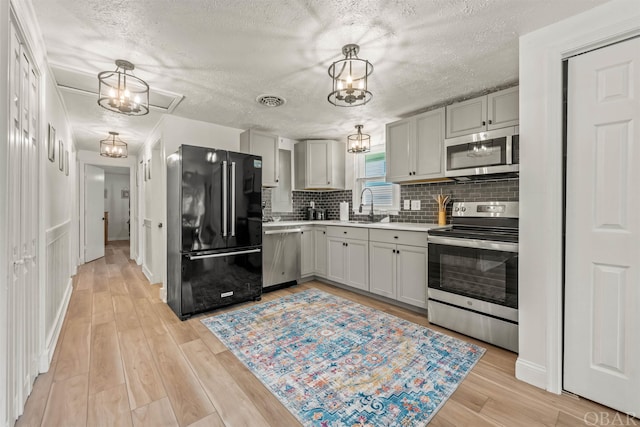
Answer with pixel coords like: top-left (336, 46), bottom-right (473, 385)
top-left (100, 131), bottom-right (128, 158)
top-left (347, 124), bottom-right (371, 153)
top-left (98, 60), bottom-right (150, 116)
top-left (328, 44), bottom-right (373, 107)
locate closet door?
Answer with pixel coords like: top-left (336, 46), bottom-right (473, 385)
top-left (7, 20), bottom-right (40, 422)
top-left (565, 37), bottom-right (640, 415)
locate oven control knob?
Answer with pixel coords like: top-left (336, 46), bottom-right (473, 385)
top-left (461, 207), bottom-right (467, 212)
top-left (467, 300), bottom-right (473, 306)
top-left (454, 207), bottom-right (459, 212)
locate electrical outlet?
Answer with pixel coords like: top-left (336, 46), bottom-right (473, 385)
top-left (411, 200), bottom-right (421, 211)
top-left (403, 199), bottom-right (410, 210)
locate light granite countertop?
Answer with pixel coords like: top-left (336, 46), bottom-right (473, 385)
top-left (262, 220), bottom-right (446, 232)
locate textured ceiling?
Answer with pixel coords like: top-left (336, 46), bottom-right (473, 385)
top-left (29, 0), bottom-right (608, 154)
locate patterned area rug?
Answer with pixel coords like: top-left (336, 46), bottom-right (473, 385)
top-left (201, 289), bottom-right (485, 427)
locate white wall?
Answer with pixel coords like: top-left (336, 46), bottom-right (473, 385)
top-left (43, 67), bottom-right (73, 230)
top-left (161, 114), bottom-right (243, 156)
top-left (518, 0), bottom-right (640, 393)
top-left (105, 173), bottom-right (130, 241)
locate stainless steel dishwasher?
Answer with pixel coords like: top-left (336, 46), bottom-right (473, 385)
top-left (262, 225), bottom-right (301, 289)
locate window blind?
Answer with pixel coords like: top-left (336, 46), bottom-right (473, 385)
top-left (361, 152), bottom-right (394, 207)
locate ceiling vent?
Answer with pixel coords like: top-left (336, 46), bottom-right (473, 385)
top-left (256, 94), bottom-right (286, 107)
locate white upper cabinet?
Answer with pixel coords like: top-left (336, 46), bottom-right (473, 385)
top-left (445, 86), bottom-right (519, 138)
top-left (240, 129), bottom-right (279, 187)
top-left (295, 140), bottom-right (345, 190)
top-left (386, 107), bottom-right (445, 183)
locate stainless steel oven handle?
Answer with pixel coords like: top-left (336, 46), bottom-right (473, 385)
top-left (187, 248), bottom-right (261, 260)
top-left (428, 236), bottom-right (518, 253)
top-left (264, 229), bottom-right (302, 235)
top-left (222, 160), bottom-right (228, 237)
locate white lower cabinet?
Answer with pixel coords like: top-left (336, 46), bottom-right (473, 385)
top-left (300, 227), bottom-right (314, 277)
top-left (326, 226), bottom-right (369, 291)
top-left (293, 225), bottom-right (426, 308)
top-left (369, 242), bottom-right (397, 299)
top-left (313, 226), bottom-right (327, 277)
top-left (369, 229), bottom-right (428, 308)
top-left (396, 245), bottom-right (427, 307)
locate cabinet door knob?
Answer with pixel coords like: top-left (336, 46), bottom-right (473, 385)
top-left (488, 119), bottom-right (492, 124)
top-left (394, 236), bottom-right (398, 239)
top-left (396, 250), bottom-right (400, 254)
top-left (323, 231), bottom-right (326, 234)
top-left (343, 231), bottom-right (347, 234)
top-left (482, 120), bottom-right (486, 126)
top-left (392, 249), bottom-right (396, 253)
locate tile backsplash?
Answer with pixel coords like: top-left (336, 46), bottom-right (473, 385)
top-left (263, 177), bottom-right (519, 224)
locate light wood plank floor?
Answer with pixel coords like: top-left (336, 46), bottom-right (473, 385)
top-left (16, 241), bottom-right (623, 427)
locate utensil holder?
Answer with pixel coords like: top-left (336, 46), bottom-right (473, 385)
top-left (438, 211), bottom-right (446, 226)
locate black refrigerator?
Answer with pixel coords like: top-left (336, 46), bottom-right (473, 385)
top-left (167, 145), bottom-right (263, 319)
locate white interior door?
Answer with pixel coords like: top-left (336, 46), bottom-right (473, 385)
top-left (151, 145), bottom-right (164, 285)
top-left (565, 36), bottom-right (640, 415)
top-left (7, 19), bottom-right (40, 422)
top-left (85, 165), bottom-right (105, 262)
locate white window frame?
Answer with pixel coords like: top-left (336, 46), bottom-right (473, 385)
top-left (352, 145), bottom-right (400, 215)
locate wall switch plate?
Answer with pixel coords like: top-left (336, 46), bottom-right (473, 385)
top-left (403, 200), bottom-right (410, 210)
top-left (411, 200), bottom-right (421, 210)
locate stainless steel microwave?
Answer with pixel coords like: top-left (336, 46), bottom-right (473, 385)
top-left (444, 126), bottom-right (519, 178)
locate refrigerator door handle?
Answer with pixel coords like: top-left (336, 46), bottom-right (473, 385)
top-left (231, 162), bottom-right (236, 237)
top-left (222, 160), bottom-right (228, 237)
top-left (187, 248), bottom-right (261, 260)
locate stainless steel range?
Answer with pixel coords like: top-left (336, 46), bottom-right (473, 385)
top-left (427, 201), bottom-right (518, 352)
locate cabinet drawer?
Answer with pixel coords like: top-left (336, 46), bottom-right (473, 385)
top-left (369, 229), bottom-right (428, 247)
top-left (326, 226), bottom-right (369, 241)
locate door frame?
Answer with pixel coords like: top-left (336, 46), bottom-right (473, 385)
top-left (139, 137), bottom-right (167, 299)
top-left (518, 0), bottom-right (640, 394)
top-left (77, 153), bottom-right (137, 264)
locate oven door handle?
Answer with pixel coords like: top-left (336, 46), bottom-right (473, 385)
top-left (428, 236), bottom-right (518, 253)
top-left (264, 229), bottom-right (302, 235)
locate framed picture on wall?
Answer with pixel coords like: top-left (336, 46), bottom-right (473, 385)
top-left (58, 140), bottom-right (64, 172)
top-left (47, 124), bottom-right (55, 162)
top-left (65, 151), bottom-right (69, 176)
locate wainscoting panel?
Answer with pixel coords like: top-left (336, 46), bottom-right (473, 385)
top-left (142, 218), bottom-right (154, 283)
top-left (43, 221), bottom-right (72, 367)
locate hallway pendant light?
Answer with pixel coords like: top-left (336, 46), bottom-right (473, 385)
top-left (100, 131), bottom-right (128, 158)
top-left (347, 125), bottom-right (371, 153)
top-left (98, 60), bottom-right (150, 116)
top-left (328, 44), bottom-right (373, 107)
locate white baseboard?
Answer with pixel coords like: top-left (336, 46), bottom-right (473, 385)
top-left (142, 265), bottom-right (154, 284)
top-left (159, 286), bottom-right (167, 303)
top-left (515, 357), bottom-right (548, 390)
top-left (39, 278), bottom-right (72, 372)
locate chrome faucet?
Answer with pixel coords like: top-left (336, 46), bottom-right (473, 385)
top-left (359, 187), bottom-right (375, 222)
